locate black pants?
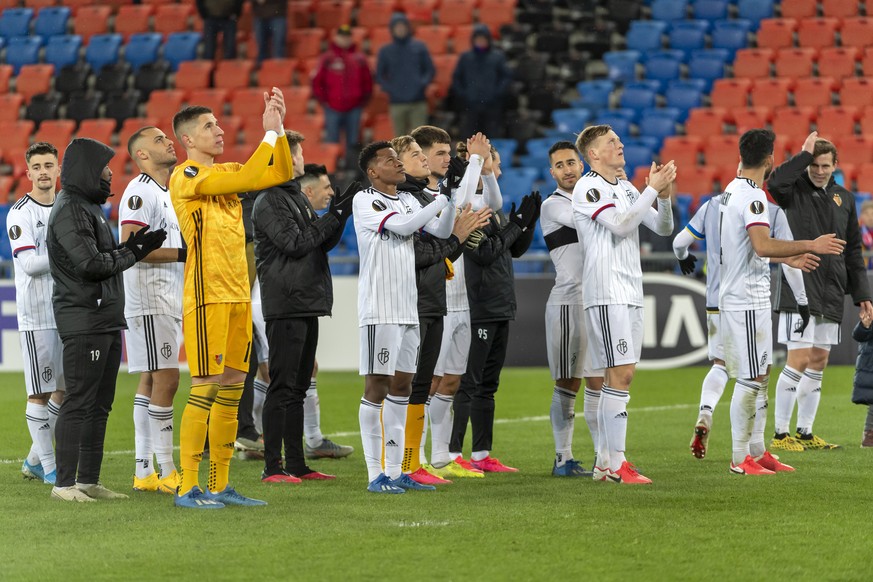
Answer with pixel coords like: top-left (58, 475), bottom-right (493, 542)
top-left (203, 17), bottom-right (237, 59)
top-left (55, 332), bottom-right (122, 488)
top-left (263, 317), bottom-right (318, 475)
top-left (461, 106), bottom-right (504, 140)
top-left (411, 316), bottom-right (444, 405)
top-left (450, 320), bottom-right (509, 454)
top-left (236, 327), bottom-right (260, 441)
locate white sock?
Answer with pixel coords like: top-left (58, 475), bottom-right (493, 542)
top-left (471, 450), bottom-right (489, 461)
top-left (796, 369), bottom-right (823, 435)
top-left (148, 404), bottom-right (176, 477)
top-left (550, 387), bottom-right (576, 466)
top-left (25, 402), bottom-right (55, 473)
top-left (774, 366), bottom-right (801, 434)
top-left (419, 397), bottom-right (430, 465)
top-left (600, 386), bottom-right (630, 472)
top-left (749, 385), bottom-right (769, 458)
top-left (429, 393), bottom-right (454, 467)
top-left (730, 379), bottom-right (759, 464)
top-left (358, 398), bottom-right (383, 482)
top-left (699, 364), bottom-right (729, 417)
top-left (303, 379), bottom-right (323, 447)
top-left (252, 378), bottom-right (268, 436)
top-left (382, 395), bottom-right (408, 479)
top-left (583, 388), bottom-right (601, 463)
top-left (47, 399), bottom-right (61, 439)
top-left (133, 395), bottom-right (154, 479)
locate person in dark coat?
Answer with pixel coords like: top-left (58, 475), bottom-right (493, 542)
top-left (252, 0), bottom-right (287, 64)
top-left (47, 138), bottom-right (166, 502)
top-left (196, 0), bottom-right (244, 59)
top-left (852, 311), bottom-right (873, 447)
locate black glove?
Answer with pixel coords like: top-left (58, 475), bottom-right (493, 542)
top-left (678, 253), bottom-right (697, 275)
top-left (796, 304), bottom-right (811, 336)
top-left (124, 225), bottom-right (167, 262)
top-left (448, 156), bottom-right (467, 189)
top-left (440, 164), bottom-right (456, 199)
top-left (508, 194), bottom-right (537, 228)
top-left (529, 190), bottom-right (542, 227)
top-left (329, 180), bottom-right (360, 220)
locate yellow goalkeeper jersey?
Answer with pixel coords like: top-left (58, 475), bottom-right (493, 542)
top-left (170, 134), bottom-right (293, 314)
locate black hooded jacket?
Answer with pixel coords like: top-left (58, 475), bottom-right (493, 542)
top-left (48, 138), bottom-right (136, 338)
top-left (767, 151), bottom-right (871, 323)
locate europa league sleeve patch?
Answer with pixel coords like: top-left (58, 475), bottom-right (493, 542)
top-left (128, 195), bottom-right (143, 210)
top-left (749, 200), bottom-right (764, 214)
top-left (183, 166), bottom-right (199, 178)
top-left (8, 225), bottom-right (21, 240)
top-left (585, 188), bottom-right (601, 203)
top-left (372, 199), bottom-right (387, 212)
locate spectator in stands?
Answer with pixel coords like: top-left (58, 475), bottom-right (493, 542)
top-left (312, 26), bottom-right (373, 159)
top-left (450, 24), bottom-right (512, 139)
top-left (860, 200), bottom-right (873, 269)
top-left (376, 13), bottom-right (435, 137)
top-left (252, 0), bottom-right (286, 65)
top-left (196, 0), bottom-right (244, 59)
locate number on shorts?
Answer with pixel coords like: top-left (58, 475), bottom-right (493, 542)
top-left (478, 328), bottom-right (488, 340)
top-left (91, 350), bottom-right (100, 361)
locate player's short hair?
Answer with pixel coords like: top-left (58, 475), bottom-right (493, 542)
top-left (390, 135), bottom-right (416, 157)
top-left (738, 129), bottom-right (776, 169)
top-left (548, 141), bottom-right (579, 161)
top-left (813, 138), bottom-right (838, 164)
top-left (25, 142), bottom-right (58, 164)
top-left (411, 125), bottom-right (451, 151)
top-left (359, 140), bottom-right (392, 174)
top-left (285, 130), bottom-right (305, 153)
top-left (127, 126), bottom-right (158, 159)
top-left (575, 125), bottom-right (612, 163)
top-left (172, 105), bottom-right (212, 141)
top-left (298, 163), bottom-right (328, 189)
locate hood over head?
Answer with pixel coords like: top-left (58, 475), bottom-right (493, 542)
top-left (61, 138), bottom-right (115, 204)
top-left (471, 23), bottom-right (492, 47)
top-left (390, 12), bottom-right (411, 41)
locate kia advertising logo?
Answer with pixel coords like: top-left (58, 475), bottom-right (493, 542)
top-left (639, 273), bottom-right (708, 370)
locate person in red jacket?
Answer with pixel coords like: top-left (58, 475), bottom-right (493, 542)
top-left (312, 26), bottom-right (373, 157)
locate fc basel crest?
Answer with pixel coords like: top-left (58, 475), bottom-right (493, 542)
top-left (585, 188), bottom-right (601, 203)
top-left (833, 192), bottom-right (842, 207)
top-left (749, 200), bottom-right (765, 214)
top-left (128, 195), bottom-right (143, 210)
top-left (372, 199), bottom-right (387, 212)
top-left (184, 166), bottom-right (199, 178)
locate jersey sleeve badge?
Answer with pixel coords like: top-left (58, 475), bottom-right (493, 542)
top-left (183, 166), bottom-right (199, 178)
top-left (372, 199), bottom-right (387, 211)
top-left (8, 225), bottom-right (21, 240)
top-left (585, 188), bottom-right (601, 203)
top-left (749, 200), bottom-right (764, 214)
top-left (128, 195), bottom-right (143, 210)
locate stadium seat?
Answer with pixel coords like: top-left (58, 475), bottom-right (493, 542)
top-left (0, 93), bottom-right (23, 123)
top-left (836, 135), bottom-right (873, 165)
top-left (186, 88), bottom-right (229, 116)
top-left (664, 80), bottom-right (704, 121)
top-left (163, 32), bottom-right (202, 71)
top-left (660, 136), bottom-right (702, 168)
top-left (817, 105), bottom-right (859, 135)
top-left (25, 92), bottom-right (61, 126)
top-left (818, 47), bottom-right (859, 80)
top-left (124, 33), bottom-right (163, 72)
top-left (85, 34), bottom-right (122, 73)
top-left (638, 111), bottom-right (677, 147)
top-left (693, 0), bottom-right (728, 20)
top-left (668, 21), bottom-right (706, 58)
top-left (644, 53), bottom-right (681, 91)
top-left (551, 108), bottom-right (591, 134)
top-left (214, 59), bottom-right (255, 90)
top-left (133, 60), bottom-right (170, 97)
top-left (622, 143), bottom-right (654, 171)
top-left (593, 113), bottom-right (630, 138)
top-left (255, 58), bottom-right (296, 87)
top-left (5, 37), bottom-right (41, 74)
top-left (687, 49), bottom-right (729, 92)
top-left (73, 6), bottom-right (112, 43)
top-left (230, 87), bottom-right (268, 118)
top-left (841, 17), bottom-right (873, 49)
top-left (0, 8), bottom-right (34, 42)
top-left (315, 1), bottom-right (355, 29)
top-left (33, 6), bottom-right (71, 41)
top-left (65, 91), bottom-right (103, 124)
top-left (702, 135), bottom-right (738, 167)
top-left (860, 108), bottom-right (873, 134)
top-left (756, 18), bottom-right (796, 50)
top-left (619, 83), bottom-right (656, 110)
top-left (750, 78), bottom-right (794, 108)
top-left (0, 64), bottom-right (13, 93)
top-left (45, 35), bottom-right (83, 73)
top-left (710, 20), bottom-right (751, 58)
top-left (855, 163), bottom-right (873, 192)
top-left (678, 166), bottom-right (717, 195)
top-left (288, 0), bottom-right (313, 28)
top-left (733, 48), bottom-right (774, 79)
top-left (626, 21), bottom-right (667, 53)
top-left (650, 0), bottom-right (688, 22)
top-left (145, 90), bottom-right (186, 120)
top-left (731, 107), bottom-right (772, 134)
top-left (840, 77), bottom-right (873, 107)
top-left (797, 18), bottom-right (839, 50)
top-left (414, 25), bottom-right (450, 55)
top-left (77, 118), bottom-right (116, 144)
top-left (15, 64), bottom-right (54, 102)
top-left (357, 0), bottom-right (396, 28)
top-left (684, 107), bottom-right (727, 136)
top-left (793, 77), bottom-right (837, 109)
top-left (771, 106), bottom-right (816, 139)
top-left (477, 0), bottom-right (519, 32)
top-left (34, 119), bottom-right (75, 146)
top-left (711, 78), bottom-right (752, 109)
top-left (115, 5), bottom-right (154, 41)
top-left (603, 50), bottom-right (640, 83)
top-left (368, 26), bottom-right (393, 54)
top-left (288, 29), bottom-right (325, 59)
top-left (737, 0), bottom-right (774, 28)
top-left (822, 0), bottom-right (860, 18)
top-left (438, 0), bottom-right (475, 26)
top-left (574, 80), bottom-right (614, 110)
top-left (174, 60), bottom-right (214, 91)
top-left (781, 0), bottom-right (817, 19)
top-left (105, 91), bottom-right (143, 128)
top-left (95, 62), bottom-right (131, 94)
top-left (774, 47), bottom-right (817, 78)
top-left (154, 4), bottom-right (194, 37)
top-left (0, 120), bottom-right (34, 151)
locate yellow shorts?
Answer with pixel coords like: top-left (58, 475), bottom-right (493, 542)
top-left (183, 302), bottom-right (253, 378)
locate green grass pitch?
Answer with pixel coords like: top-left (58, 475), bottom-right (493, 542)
top-left (0, 366), bottom-right (870, 580)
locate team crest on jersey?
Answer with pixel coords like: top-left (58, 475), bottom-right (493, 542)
top-left (42, 367), bottom-right (52, 383)
top-left (128, 195), bottom-right (143, 210)
top-left (372, 199), bottom-right (387, 212)
top-left (833, 192), bottom-right (842, 207)
top-left (760, 352), bottom-right (768, 366)
top-left (616, 339), bottom-right (628, 355)
top-left (161, 342), bottom-right (173, 359)
top-left (377, 348), bottom-right (390, 365)
top-left (749, 201), bottom-right (765, 215)
top-left (184, 166), bottom-right (199, 178)
top-left (8, 225), bottom-right (21, 240)
top-left (215, 354), bottom-right (223, 365)
top-left (586, 188), bottom-right (601, 203)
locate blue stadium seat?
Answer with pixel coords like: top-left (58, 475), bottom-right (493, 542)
top-left (675, 194), bottom-right (693, 225)
top-left (644, 53), bottom-right (681, 91)
top-left (530, 221), bottom-right (548, 251)
top-left (124, 33), bottom-right (163, 71)
top-left (45, 35), bottom-right (82, 72)
top-left (163, 32), bottom-right (202, 72)
top-left (6, 36), bottom-right (41, 74)
top-left (340, 217), bottom-right (357, 250)
top-left (594, 113), bottom-right (631, 137)
top-left (85, 34), bottom-right (123, 72)
top-left (665, 80), bottom-right (705, 122)
top-left (603, 50), bottom-right (641, 83)
top-left (513, 259), bottom-right (542, 274)
top-left (33, 7), bottom-right (71, 41)
top-left (525, 137), bottom-right (554, 157)
top-left (625, 135), bottom-right (661, 151)
top-left (692, 0), bottom-right (728, 20)
top-left (623, 144), bottom-right (654, 172)
top-left (329, 246), bottom-right (358, 276)
top-left (651, 0), bottom-right (689, 21)
top-left (552, 108), bottom-right (591, 134)
top-left (498, 170), bottom-right (537, 199)
top-left (687, 49), bottom-right (729, 92)
top-left (574, 79), bottom-right (614, 110)
top-left (642, 106), bottom-right (682, 122)
top-left (668, 21), bottom-right (706, 58)
top-left (0, 8), bottom-right (34, 41)
top-left (626, 21), bottom-right (667, 52)
top-left (490, 138), bottom-right (518, 159)
top-left (711, 20), bottom-right (751, 58)
top-left (737, 0), bottom-right (774, 29)
top-left (638, 112), bottom-right (677, 147)
top-left (619, 83), bottom-right (657, 110)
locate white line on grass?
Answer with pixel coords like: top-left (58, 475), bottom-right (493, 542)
top-left (0, 402), bottom-right (695, 465)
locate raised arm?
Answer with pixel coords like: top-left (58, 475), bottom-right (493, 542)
top-left (195, 134), bottom-right (293, 196)
top-left (384, 195), bottom-right (450, 236)
top-left (766, 132), bottom-right (818, 207)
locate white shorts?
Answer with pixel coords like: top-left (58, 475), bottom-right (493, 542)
top-left (584, 305), bottom-right (643, 370)
top-left (359, 324), bottom-right (420, 376)
top-left (251, 280), bottom-right (269, 363)
top-left (124, 314), bottom-right (182, 373)
top-left (434, 310), bottom-right (471, 376)
top-left (722, 309), bottom-right (773, 379)
top-left (777, 312), bottom-right (840, 351)
top-left (19, 329), bottom-right (65, 396)
top-left (546, 303), bottom-right (603, 379)
top-left (707, 311), bottom-right (725, 361)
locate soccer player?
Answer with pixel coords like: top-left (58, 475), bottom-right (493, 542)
top-left (717, 129), bottom-right (845, 476)
top-left (540, 141), bottom-right (604, 477)
top-left (7, 143), bottom-right (64, 485)
top-left (767, 132), bottom-right (873, 451)
top-left (572, 125), bottom-right (675, 484)
top-left (121, 127), bottom-right (187, 494)
top-left (170, 89), bottom-right (293, 509)
top-left (354, 141), bottom-right (455, 494)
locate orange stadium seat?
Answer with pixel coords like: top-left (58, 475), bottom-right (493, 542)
top-left (817, 105), bottom-right (859, 134)
top-left (305, 143), bottom-right (342, 172)
top-left (256, 58), bottom-right (297, 87)
top-left (314, 1), bottom-right (353, 29)
top-left (143, 0), bottom-right (177, 5)
top-left (774, 47), bottom-right (817, 78)
top-left (0, 64), bottom-right (12, 94)
top-left (288, 1), bottom-right (313, 28)
top-left (214, 59), bottom-right (255, 90)
top-left (364, 86), bottom-right (389, 116)
top-left (186, 88), bottom-right (229, 114)
top-left (840, 77), bottom-right (873, 107)
top-left (64, 0), bottom-right (97, 15)
top-left (297, 56), bottom-right (319, 76)
top-left (74, 5), bottom-right (111, 43)
top-left (405, 0), bottom-right (439, 25)
top-left (288, 29), bottom-right (325, 59)
top-left (818, 47), bottom-right (860, 79)
top-left (15, 64), bottom-right (54, 103)
top-left (452, 24), bottom-right (476, 53)
top-left (0, 176), bottom-right (13, 203)
top-left (438, 0), bottom-right (475, 26)
top-left (797, 18), bottom-right (839, 50)
top-left (4, 148), bottom-right (28, 179)
top-left (840, 17), bottom-right (873, 48)
top-left (478, 0), bottom-right (519, 32)
top-left (731, 107), bottom-right (773, 134)
top-left (836, 135), bottom-right (873, 165)
top-left (0, 121), bottom-right (35, 152)
top-left (756, 19), bottom-right (796, 50)
top-left (348, 26), bottom-right (369, 49)
top-left (859, 107), bottom-right (873, 134)
top-left (703, 135), bottom-right (739, 167)
top-left (34, 119), bottom-right (76, 146)
top-left (793, 76), bottom-right (837, 108)
top-left (216, 115), bottom-right (242, 144)
top-left (77, 118), bottom-right (116, 143)
top-left (781, 0), bottom-right (816, 19)
top-left (281, 85), bottom-right (311, 115)
top-left (357, 0), bottom-right (398, 29)
top-left (713, 164), bottom-right (740, 190)
top-left (230, 87), bottom-right (270, 118)
top-left (733, 48), bottom-right (774, 79)
top-left (710, 78), bottom-right (752, 109)
top-left (119, 117), bottom-right (159, 151)
top-left (838, 163), bottom-right (857, 188)
top-left (146, 90), bottom-right (187, 120)
top-left (677, 166), bottom-right (717, 196)
top-left (771, 106), bottom-right (816, 139)
top-left (684, 107), bottom-right (727, 136)
top-left (861, 47), bottom-right (873, 76)
top-left (750, 77), bottom-right (794, 108)
top-left (855, 163), bottom-right (873, 191)
top-left (289, 114), bottom-right (324, 141)
top-left (114, 5), bottom-right (154, 41)
top-left (108, 154), bottom-right (128, 179)
top-left (416, 25), bottom-right (451, 55)
top-left (431, 54), bottom-right (459, 95)
top-left (13, 176), bottom-right (33, 200)
top-left (154, 4), bottom-right (195, 37)
top-left (822, 0), bottom-right (860, 18)
top-left (174, 60), bottom-right (214, 91)
top-left (369, 27), bottom-right (393, 53)
top-left (659, 136), bottom-right (702, 168)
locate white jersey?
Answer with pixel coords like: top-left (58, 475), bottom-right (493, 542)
top-left (119, 174), bottom-right (184, 319)
top-left (542, 189), bottom-right (585, 306)
top-left (718, 177), bottom-right (771, 312)
top-left (445, 256), bottom-right (468, 312)
top-left (7, 195), bottom-right (56, 330)
top-left (354, 187), bottom-right (423, 326)
top-left (684, 197), bottom-right (722, 309)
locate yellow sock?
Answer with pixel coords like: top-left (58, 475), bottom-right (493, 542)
top-left (402, 403), bottom-right (425, 473)
top-left (179, 382), bottom-right (219, 495)
top-left (207, 382), bottom-right (243, 493)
